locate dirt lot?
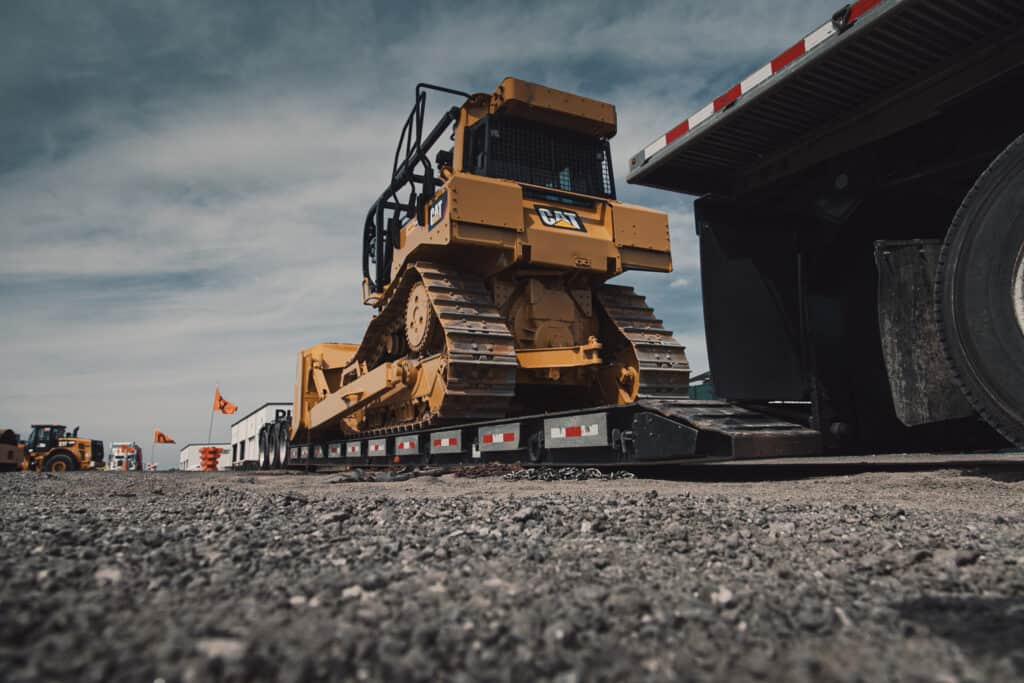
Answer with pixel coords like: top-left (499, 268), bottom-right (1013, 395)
top-left (2, 457), bottom-right (1024, 682)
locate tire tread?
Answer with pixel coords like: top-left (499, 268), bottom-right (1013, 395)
top-left (936, 132), bottom-right (1024, 448)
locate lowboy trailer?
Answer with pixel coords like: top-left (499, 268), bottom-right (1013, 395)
top-left (286, 0), bottom-right (1024, 470)
top-left (287, 400), bottom-right (820, 469)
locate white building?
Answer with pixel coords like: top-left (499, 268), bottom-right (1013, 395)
top-left (230, 403), bottom-right (291, 469)
top-left (178, 443), bottom-right (230, 471)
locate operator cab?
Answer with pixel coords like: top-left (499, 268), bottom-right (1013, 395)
top-left (362, 78), bottom-right (621, 298)
top-left (462, 115), bottom-right (616, 202)
top-left (26, 424), bottom-right (65, 453)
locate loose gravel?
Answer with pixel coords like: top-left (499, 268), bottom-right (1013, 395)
top-left (503, 466), bottom-right (636, 481)
top-left (2, 466), bottom-right (1024, 682)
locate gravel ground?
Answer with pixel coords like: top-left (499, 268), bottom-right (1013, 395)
top-left (2, 463), bottom-right (1024, 682)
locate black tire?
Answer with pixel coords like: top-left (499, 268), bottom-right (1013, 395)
top-left (42, 452), bottom-right (77, 473)
top-left (277, 425), bottom-right (290, 468)
top-left (258, 428), bottom-right (270, 470)
top-left (269, 424), bottom-right (281, 469)
top-left (937, 131), bottom-right (1024, 448)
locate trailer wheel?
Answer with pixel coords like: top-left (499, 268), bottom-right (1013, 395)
top-left (277, 425), bottom-right (290, 469)
top-left (260, 428), bottom-right (272, 470)
top-left (42, 452), bottom-right (76, 472)
top-left (269, 424), bottom-right (281, 469)
top-left (937, 132), bottom-right (1024, 447)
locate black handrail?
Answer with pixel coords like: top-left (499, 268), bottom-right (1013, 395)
top-left (362, 84), bottom-right (470, 295)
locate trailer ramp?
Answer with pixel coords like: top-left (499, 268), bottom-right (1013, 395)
top-left (641, 400), bottom-right (822, 460)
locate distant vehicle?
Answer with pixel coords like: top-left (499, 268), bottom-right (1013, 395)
top-left (109, 442), bottom-right (143, 471)
top-left (229, 403), bottom-right (291, 470)
top-left (23, 424), bottom-right (104, 472)
top-left (1, 428), bottom-right (26, 471)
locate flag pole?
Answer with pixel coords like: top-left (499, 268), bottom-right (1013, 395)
top-left (208, 383), bottom-right (219, 443)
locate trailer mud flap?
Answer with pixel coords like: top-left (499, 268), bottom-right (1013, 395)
top-left (874, 240), bottom-right (973, 426)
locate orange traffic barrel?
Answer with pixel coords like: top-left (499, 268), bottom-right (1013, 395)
top-left (199, 446), bottom-right (222, 472)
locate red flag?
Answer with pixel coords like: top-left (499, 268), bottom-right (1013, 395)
top-left (213, 386), bottom-right (238, 415)
top-left (153, 430), bottom-right (176, 444)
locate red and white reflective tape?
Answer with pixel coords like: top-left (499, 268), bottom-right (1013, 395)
top-left (369, 442), bottom-right (385, 453)
top-left (433, 437), bottom-right (458, 447)
top-left (482, 432), bottom-right (515, 444)
top-left (549, 424), bottom-right (600, 440)
top-left (397, 440), bottom-right (416, 451)
top-left (637, 0), bottom-right (883, 164)
top-left (346, 443), bottom-right (360, 456)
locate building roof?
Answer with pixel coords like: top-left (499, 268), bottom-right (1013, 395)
top-left (230, 402), bottom-right (292, 427)
top-left (178, 442), bottom-right (229, 452)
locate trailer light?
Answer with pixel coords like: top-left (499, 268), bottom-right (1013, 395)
top-left (482, 432), bottom-right (515, 444)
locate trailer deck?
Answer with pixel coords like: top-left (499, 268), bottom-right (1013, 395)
top-left (627, 0), bottom-right (1024, 197)
top-left (287, 401), bottom-right (821, 469)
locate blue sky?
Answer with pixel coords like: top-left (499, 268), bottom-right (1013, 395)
top-left (1, 0), bottom-right (841, 468)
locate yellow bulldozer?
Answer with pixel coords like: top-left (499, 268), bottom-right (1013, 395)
top-left (291, 78), bottom-right (690, 445)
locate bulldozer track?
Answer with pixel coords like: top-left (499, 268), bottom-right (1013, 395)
top-left (597, 285), bottom-right (691, 399)
top-left (348, 273), bottom-right (689, 437)
top-left (353, 263), bottom-right (517, 436)
top-left (418, 265), bottom-right (518, 421)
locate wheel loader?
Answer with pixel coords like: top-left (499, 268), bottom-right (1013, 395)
top-left (291, 78), bottom-right (691, 444)
top-left (19, 424), bottom-right (104, 472)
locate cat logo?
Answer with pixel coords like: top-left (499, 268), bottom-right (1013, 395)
top-left (535, 206), bottom-right (585, 231)
top-left (428, 191), bottom-right (448, 231)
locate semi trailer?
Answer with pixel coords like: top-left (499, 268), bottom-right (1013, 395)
top-left (228, 402), bottom-right (291, 470)
top-left (627, 0), bottom-right (1024, 452)
top-left (109, 442), bottom-right (143, 471)
top-left (280, 0), bottom-right (1024, 470)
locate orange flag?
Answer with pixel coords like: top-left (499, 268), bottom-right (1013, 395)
top-left (213, 386), bottom-right (238, 415)
top-left (153, 430), bottom-right (176, 444)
